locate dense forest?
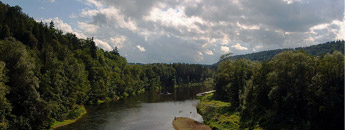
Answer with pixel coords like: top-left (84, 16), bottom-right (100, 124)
top-left (208, 50), bottom-right (344, 129)
top-left (227, 40), bottom-right (344, 62)
top-left (0, 3), bottom-right (214, 129)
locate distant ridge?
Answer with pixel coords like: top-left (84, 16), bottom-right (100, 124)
top-left (227, 40), bottom-right (344, 62)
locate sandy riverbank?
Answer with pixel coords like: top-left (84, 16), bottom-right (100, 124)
top-left (172, 117), bottom-right (211, 130)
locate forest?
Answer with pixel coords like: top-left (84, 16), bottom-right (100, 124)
top-left (206, 49), bottom-right (344, 129)
top-left (0, 3), bottom-right (213, 129)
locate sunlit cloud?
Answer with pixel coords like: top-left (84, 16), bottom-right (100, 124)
top-left (231, 43), bottom-right (248, 51)
top-left (136, 45), bottom-right (146, 52)
top-left (220, 46), bottom-right (230, 53)
top-left (205, 50), bottom-right (214, 55)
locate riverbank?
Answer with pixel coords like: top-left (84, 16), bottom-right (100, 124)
top-left (197, 93), bottom-right (263, 130)
top-left (172, 117), bottom-right (211, 130)
top-left (196, 90), bottom-right (215, 97)
top-left (51, 105), bottom-right (87, 129)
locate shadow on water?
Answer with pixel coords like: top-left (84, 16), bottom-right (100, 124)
top-left (56, 85), bottom-right (211, 130)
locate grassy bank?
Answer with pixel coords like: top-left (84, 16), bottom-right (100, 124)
top-left (51, 105), bottom-right (87, 129)
top-left (197, 93), bottom-right (263, 130)
top-left (172, 117), bottom-right (211, 130)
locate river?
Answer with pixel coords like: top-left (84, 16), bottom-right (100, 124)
top-left (56, 86), bottom-right (211, 130)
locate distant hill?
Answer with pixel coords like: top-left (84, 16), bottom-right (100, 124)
top-left (228, 40), bottom-right (344, 62)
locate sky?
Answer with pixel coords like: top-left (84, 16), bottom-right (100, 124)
top-left (2, 0), bottom-right (344, 64)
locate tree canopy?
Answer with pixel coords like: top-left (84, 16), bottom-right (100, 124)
top-left (214, 50), bottom-right (344, 130)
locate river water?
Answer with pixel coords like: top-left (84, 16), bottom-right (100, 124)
top-left (56, 86), bottom-right (211, 130)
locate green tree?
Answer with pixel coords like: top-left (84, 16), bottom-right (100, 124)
top-left (0, 61), bottom-right (12, 129)
top-left (0, 38), bottom-right (51, 129)
top-left (309, 51), bottom-right (344, 129)
top-left (0, 24), bottom-right (11, 39)
top-left (266, 51), bottom-right (316, 129)
top-left (49, 20), bottom-right (54, 29)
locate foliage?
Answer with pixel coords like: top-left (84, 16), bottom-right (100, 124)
top-left (213, 50), bottom-right (344, 130)
top-left (197, 93), bottom-right (241, 130)
top-left (50, 105), bottom-right (86, 129)
top-left (0, 61), bottom-right (11, 129)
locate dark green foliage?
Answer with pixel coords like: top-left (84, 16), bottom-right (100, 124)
top-left (214, 51), bottom-right (344, 130)
top-left (0, 38), bottom-right (52, 129)
top-left (172, 63), bottom-right (214, 84)
top-left (0, 61), bottom-right (11, 129)
top-left (0, 24), bottom-right (11, 39)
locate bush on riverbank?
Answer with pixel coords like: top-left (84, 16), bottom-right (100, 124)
top-left (197, 93), bottom-right (239, 130)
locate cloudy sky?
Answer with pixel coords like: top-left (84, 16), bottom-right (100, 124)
top-left (3, 0), bottom-right (344, 64)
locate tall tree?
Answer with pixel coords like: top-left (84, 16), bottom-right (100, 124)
top-left (0, 61), bottom-right (11, 130)
top-left (0, 38), bottom-right (51, 129)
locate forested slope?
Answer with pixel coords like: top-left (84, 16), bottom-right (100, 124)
top-left (0, 3), bottom-right (213, 129)
top-left (229, 40), bottom-right (344, 61)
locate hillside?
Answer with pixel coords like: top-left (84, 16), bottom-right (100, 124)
top-left (230, 40), bottom-right (344, 62)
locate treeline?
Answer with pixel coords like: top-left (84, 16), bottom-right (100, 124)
top-left (229, 40), bottom-right (344, 61)
top-left (0, 2), bottom-right (213, 129)
top-left (214, 50), bottom-right (344, 129)
top-left (129, 63), bottom-right (214, 91)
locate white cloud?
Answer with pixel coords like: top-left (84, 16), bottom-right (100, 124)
top-left (254, 45), bottom-right (263, 49)
top-left (110, 36), bottom-right (127, 49)
top-left (85, 0), bottom-right (103, 8)
top-left (237, 22), bottom-right (260, 30)
top-left (309, 20), bottom-right (345, 41)
top-left (80, 9), bottom-right (99, 17)
top-left (42, 17), bottom-right (73, 32)
top-left (78, 21), bottom-right (99, 33)
top-left (221, 34), bottom-right (230, 45)
top-left (41, 17), bottom-right (87, 38)
top-left (201, 37), bottom-right (217, 48)
top-left (94, 39), bottom-right (112, 51)
top-left (44, 0), bottom-right (55, 3)
top-left (205, 50), bottom-right (214, 55)
top-left (253, 45), bottom-right (263, 52)
top-left (136, 45), bottom-right (146, 52)
top-left (282, 0), bottom-right (301, 4)
top-left (144, 6), bottom-right (205, 34)
top-left (336, 20), bottom-right (345, 39)
top-left (60, 0), bottom-right (343, 64)
top-left (231, 43), bottom-right (248, 50)
top-left (220, 46), bottom-right (230, 53)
